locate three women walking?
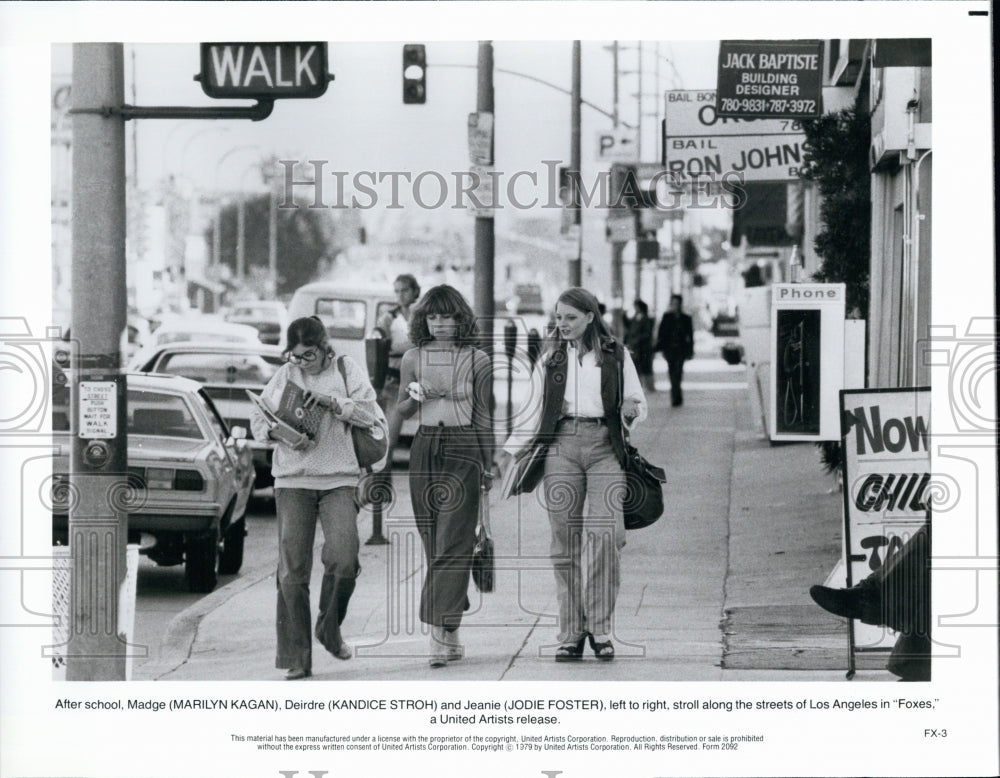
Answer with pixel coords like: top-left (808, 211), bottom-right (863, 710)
top-left (255, 285), bottom-right (644, 675)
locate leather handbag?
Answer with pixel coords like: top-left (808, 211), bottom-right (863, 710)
top-left (471, 488), bottom-right (495, 593)
top-left (617, 355), bottom-right (667, 530)
top-left (622, 444), bottom-right (666, 530)
top-left (337, 357), bottom-right (389, 470)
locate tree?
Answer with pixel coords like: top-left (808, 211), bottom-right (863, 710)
top-left (206, 195), bottom-right (352, 297)
top-left (798, 94), bottom-right (871, 317)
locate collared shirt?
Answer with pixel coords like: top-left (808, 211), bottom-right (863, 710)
top-left (503, 342), bottom-right (647, 455)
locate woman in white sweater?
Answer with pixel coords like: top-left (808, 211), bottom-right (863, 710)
top-left (250, 316), bottom-right (386, 680)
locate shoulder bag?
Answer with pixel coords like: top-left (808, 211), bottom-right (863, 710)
top-left (617, 352), bottom-right (667, 530)
top-left (337, 357), bottom-right (389, 470)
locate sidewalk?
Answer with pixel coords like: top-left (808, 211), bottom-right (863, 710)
top-left (136, 353), bottom-right (892, 683)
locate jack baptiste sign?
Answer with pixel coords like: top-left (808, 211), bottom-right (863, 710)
top-left (839, 387), bottom-right (930, 652)
top-left (716, 40), bottom-right (823, 120)
top-left (662, 90), bottom-right (806, 182)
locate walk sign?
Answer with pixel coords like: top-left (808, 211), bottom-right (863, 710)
top-left (198, 43), bottom-right (333, 99)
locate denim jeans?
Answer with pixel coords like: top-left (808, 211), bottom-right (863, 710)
top-left (542, 422), bottom-right (626, 643)
top-left (274, 487), bottom-right (360, 671)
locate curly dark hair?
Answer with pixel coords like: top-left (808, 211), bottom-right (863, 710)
top-left (408, 284), bottom-right (477, 346)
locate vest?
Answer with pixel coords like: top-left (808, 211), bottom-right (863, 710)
top-left (537, 339), bottom-right (627, 469)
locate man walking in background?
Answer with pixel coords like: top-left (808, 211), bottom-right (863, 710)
top-left (656, 294), bottom-right (694, 407)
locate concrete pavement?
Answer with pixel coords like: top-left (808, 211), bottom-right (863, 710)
top-left (135, 345), bottom-right (894, 683)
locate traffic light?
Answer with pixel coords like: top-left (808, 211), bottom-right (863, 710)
top-left (402, 44), bottom-right (426, 104)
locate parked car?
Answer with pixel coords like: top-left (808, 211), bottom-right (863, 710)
top-left (129, 341), bottom-right (284, 489)
top-left (224, 300), bottom-right (289, 345)
top-left (50, 373), bottom-right (254, 593)
top-left (148, 314), bottom-right (261, 348)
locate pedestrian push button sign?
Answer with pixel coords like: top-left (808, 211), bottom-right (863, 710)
top-left (197, 43), bottom-right (332, 100)
top-left (79, 381), bottom-right (116, 439)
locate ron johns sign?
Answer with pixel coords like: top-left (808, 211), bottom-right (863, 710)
top-left (716, 40), bottom-right (823, 120)
top-left (197, 43), bottom-right (332, 99)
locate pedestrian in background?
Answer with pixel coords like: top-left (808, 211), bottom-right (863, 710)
top-left (656, 294), bottom-right (695, 407)
top-left (250, 316), bottom-right (386, 681)
top-left (502, 287), bottom-right (646, 662)
top-left (396, 285), bottom-right (494, 668)
top-left (375, 273), bottom-right (421, 469)
top-left (624, 298), bottom-right (656, 394)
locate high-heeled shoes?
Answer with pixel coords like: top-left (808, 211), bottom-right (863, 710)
top-left (587, 633), bottom-right (615, 662)
top-left (554, 635), bottom-right (587, 662)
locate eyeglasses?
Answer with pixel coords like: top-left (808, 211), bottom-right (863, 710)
top-left (287, 347), bottom-right (321, 365)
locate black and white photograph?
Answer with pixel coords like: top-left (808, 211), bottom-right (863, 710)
top-left (0, 2), bottom-right (996, 777)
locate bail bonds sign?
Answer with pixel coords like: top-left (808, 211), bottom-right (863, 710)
top-left (716, 40), bottom-right (823, 120)
top-left (663, 90), bottom-right (807, 183)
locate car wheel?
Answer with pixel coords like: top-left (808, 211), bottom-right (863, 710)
top-left (185, 527), bottom-right (219, 593)
top-left (218, 516), bottom-right (246, 575)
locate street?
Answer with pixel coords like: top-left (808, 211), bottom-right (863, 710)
top-left (130, 338), bottom-right (867, 683)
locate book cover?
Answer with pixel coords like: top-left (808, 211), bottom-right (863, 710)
top-left (273, 381), bottom-right (325, 439)
top-left (245, 391), bottom-right (312, 448)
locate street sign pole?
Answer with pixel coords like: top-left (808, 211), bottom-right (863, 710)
top-left (474, 42), bottom-right (495, 343)
top-left (67, 43), bottom-right (129, 681)
top-left (568, 41), bottom-right (582, 288)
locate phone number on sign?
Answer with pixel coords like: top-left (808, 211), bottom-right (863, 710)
top-left (719, 98), bottom-right (817, 115)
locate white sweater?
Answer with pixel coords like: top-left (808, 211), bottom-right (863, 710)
top-left (249, 356), bottom-right (386, 490)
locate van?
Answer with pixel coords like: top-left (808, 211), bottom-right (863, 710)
top-left (285, 282), bottom-right (397, 377)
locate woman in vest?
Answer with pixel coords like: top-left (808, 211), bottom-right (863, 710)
top-left (396, 285), bottom-right (494, 667)
top-left (503, 287), bottom-right (646, 661)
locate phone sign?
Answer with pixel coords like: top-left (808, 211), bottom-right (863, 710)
top-left (79, 381), bottom-right (117, 439)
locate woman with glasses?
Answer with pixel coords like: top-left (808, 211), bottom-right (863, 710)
top-left (250, 316), bottom-right (386, 680)
top-left (501, 287), bottom-right (646, 662)
top-left (396, 285), bottom-right (493, 667)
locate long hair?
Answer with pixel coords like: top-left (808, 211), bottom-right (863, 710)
top-left (549, 287), bottom-right (616, 365)
top-left (408, 284), bottom-right (478, 346)
top-left (284, 316), bottom-right (333, 362)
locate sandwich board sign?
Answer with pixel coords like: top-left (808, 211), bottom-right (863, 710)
top-left (839, 387), bottom-right (930, 658)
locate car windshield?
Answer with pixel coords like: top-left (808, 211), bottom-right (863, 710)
top-left (128, 390), bottom-right (203, 439)
top-left (315, 298), bottom-right (367, 339)
top-left (154, 351), bottom-right (282, 385)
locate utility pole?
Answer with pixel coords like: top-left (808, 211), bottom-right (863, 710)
top-left (634, 41), bottom-right (645, 303)
top-left (568, 41), bottom-right (582, 288)
top-left (636, 41), bottom-right (644, 162)
top-left (68, 43), bottom-right (128, 681)
top-left (473, 41), bottom-right (495, 341)
top-left (268, 156), bottom-right (278, 297)
top-left (609, 42), bottom-right (625, 339)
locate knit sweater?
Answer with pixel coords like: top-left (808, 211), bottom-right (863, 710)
top-left (249, 355), bottom-right (386, 490)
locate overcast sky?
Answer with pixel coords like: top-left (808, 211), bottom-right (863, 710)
top-left (52, 40), bottom-right (721, 206)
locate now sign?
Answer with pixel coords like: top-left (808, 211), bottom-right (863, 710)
top-left (198, 43), bottom-right (332, 99)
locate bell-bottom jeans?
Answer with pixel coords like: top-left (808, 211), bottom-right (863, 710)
top-left (543, 421), bottom-right (626, 644)
top-left (274, 486), bottom-right (359, 671)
